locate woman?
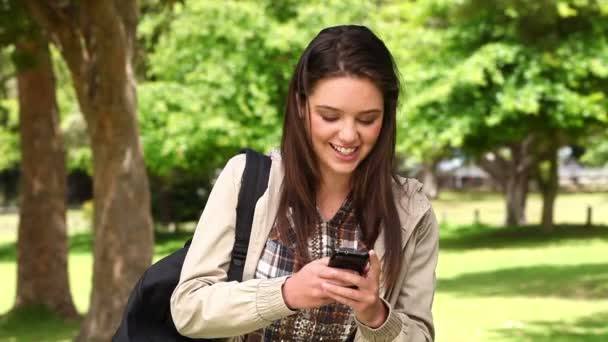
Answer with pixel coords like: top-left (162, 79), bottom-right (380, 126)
top-left (170, 25), bottom-right (438, 342)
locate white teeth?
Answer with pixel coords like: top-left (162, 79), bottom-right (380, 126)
top-left (331, 144), bottom-right (357, 155)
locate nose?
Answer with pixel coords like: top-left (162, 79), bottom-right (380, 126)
top-left (338, 121), bottom-right (358, 144)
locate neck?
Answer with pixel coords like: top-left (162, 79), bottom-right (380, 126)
top-left (317, 172), bottom-right (351, 204)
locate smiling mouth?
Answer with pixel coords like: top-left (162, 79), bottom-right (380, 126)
top-left (330, 143), bottom-right (358, 156)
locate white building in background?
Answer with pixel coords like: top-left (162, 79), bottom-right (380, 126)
top-left (435, 147), bottom-right (608, 192)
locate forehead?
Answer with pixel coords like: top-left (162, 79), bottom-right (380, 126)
top-left (308, 76), bottom-right (383, 112)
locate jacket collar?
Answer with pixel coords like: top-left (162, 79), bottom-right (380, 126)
top-left (374, 177), bottom-right (430, 265)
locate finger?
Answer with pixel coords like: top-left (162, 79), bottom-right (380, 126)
top-left (367, 250), bottom-right (381, 280)
top-left (322, 282), bottom-right (363, 301)
top-left (319, 266), bottom-right (358, 279)
top-left (320, 268), bottom-right (364, 288)
top-left (327, 292), bottom-right (359, 310)
top-left (318, 270), bottom-right (353, 287)
top-left (316, 269), bottom-right (347, 286)
top-left (324, 279), bottom-right (352, 287)
top-left (314, 257), bottom-right (331, 266)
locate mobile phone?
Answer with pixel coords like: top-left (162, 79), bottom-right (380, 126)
top-left (328, 248), bottom-right (369, 275)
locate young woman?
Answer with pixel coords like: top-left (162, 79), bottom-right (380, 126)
top-left (170, 25), bottom-right (439, 342)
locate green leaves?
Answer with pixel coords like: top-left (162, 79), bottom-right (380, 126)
top-left (139, 0), bottom-right (377, 177)
top-left (139, 82), bottom-right (243, 176)
top-left (399, 0), bottom-right (608, 164)
top-left (140, 2), bottom-right (283, 176)
top-left (0, 98), bottom-right (18, 171)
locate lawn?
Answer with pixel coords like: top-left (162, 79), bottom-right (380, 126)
top-left (0, 192), bottom-right (607, 341)
top-left (432, 191), bottom-right (608, 226)
top-left (436, 223), bottom-right (608, 341)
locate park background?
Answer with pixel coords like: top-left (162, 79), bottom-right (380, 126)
top-left (0, 0), bottom-right (607, 341)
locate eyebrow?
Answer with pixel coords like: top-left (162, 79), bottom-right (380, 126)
top-left (315, 105), bottom-right (382, 115)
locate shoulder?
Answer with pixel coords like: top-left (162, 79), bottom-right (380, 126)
top-left (221, 153), bottom-right (247, 186)
top-left (220, 150), bottom-right (283, 189)
top-left (225, 153), bottom-right (247, 170)
top-left (392, 176), bottom-right (433, 227)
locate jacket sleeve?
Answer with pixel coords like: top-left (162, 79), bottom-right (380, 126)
top-left (170, 154), bottom-right (296, 338)
top-left (356, 208), bottom-right (439, 342)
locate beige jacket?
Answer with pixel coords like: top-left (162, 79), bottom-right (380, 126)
top-left (170, 152), bottom-right (439, 341)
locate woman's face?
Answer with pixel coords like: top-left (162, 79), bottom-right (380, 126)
top-left (305, 76), bottom-right (384, 183)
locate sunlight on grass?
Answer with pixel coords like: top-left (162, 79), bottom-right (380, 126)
top-left (432, 192), bottom-right (608, 226)
top-left (435, 296), bottom-right (608, 341)
top-left (435, 223), bottom-right (608, 341)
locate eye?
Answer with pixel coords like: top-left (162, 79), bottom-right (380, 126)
top-left (358, 118), bottom-right (377, 125)
top-left (319, 112), bottom-right (339, 122)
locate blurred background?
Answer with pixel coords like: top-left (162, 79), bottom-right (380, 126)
top-left (0, 0), bottom-right (607, 341)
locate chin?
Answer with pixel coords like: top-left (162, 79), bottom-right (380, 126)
top-left (329, 164), bottom-right (359, 177)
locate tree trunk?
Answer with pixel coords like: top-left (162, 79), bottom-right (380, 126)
top-left (504, 168), bottom-right (529, 226)
top-left (14, 34), bottom-right (77, 318)
top-left (22, 2), bottom-right (154, 340)
top-left (74, 3), bottom-right (154, 341)
top-left (421, 159), bottom-right (440, 199)
top-left (538, 146), bottom-right (559, 232)
top-left (478, 136), bottom-right (537, 227)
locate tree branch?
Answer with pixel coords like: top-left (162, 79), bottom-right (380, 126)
top-left (22, 0), bottom-right (88, 84)
top-left (514, 134), bottom-right (539, 174)
top-left (79, 1), bottom-right (135, 106)
top-left (477, 152), bottom-right (508, 188)
top-left (112, 0), bottom-right (138, 50)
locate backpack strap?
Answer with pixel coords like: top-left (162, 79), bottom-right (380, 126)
top-left (227, 149), bottom-right (271, 282)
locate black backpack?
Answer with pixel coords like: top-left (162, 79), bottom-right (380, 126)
top-left (113, 149), bottom-right (272, 341)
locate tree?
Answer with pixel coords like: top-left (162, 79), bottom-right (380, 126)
top-left (581, 133), bottom-right (608, 166)
top-left (138, 1), bottom-right (376, 222)
top-left (535, 137), bottom-right (560, 231)
top-left (1, 0), bottom-right (77, 318)
top-left (402, 0), bottom-right (608, 226)
top-left (23, 1), bottom-right (154, 340)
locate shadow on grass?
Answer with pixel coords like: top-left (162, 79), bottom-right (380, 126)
top-left (0, 306), bottom-right (80, 342)
top-left (492, 311), bottom-right (608, 342)
top-left (0, 231), bottom-right (193, 262)
top-left (0, 241), bottom-right (14, 262)
top-left (440, 224), bottom-right (608, 250)
top-left (439, 262), bottom-right (608, 299)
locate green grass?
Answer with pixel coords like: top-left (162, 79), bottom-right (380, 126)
top-left (0, 306), bottom-right (81, 342)
top-left (1, 193), bottom-right (608, 341)
top-left (432, 191), bottom-right (608, 226)
top-left (436, 223), bottom-right (608, 341)
top-left (0, 231), bottom-right (195, 342)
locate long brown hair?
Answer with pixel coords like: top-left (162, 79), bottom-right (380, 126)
top-left (277, 25), bottom-right (403, 287)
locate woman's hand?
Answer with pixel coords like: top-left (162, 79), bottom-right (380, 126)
top-left (319, 250), bottom-right (388, 328)
top-left (282, 257), bottom-right (340, 310)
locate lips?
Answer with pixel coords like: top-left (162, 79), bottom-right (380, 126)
top-left (330, 143), bottom-right (358, 156)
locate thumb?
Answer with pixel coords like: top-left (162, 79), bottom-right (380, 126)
top-left (367, 250), bottom-right (381, 280)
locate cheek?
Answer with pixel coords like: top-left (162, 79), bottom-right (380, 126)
top-left (364, 122), bottom-right (383, 144)
top-left (309, 116), bottom-right (333, 142)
